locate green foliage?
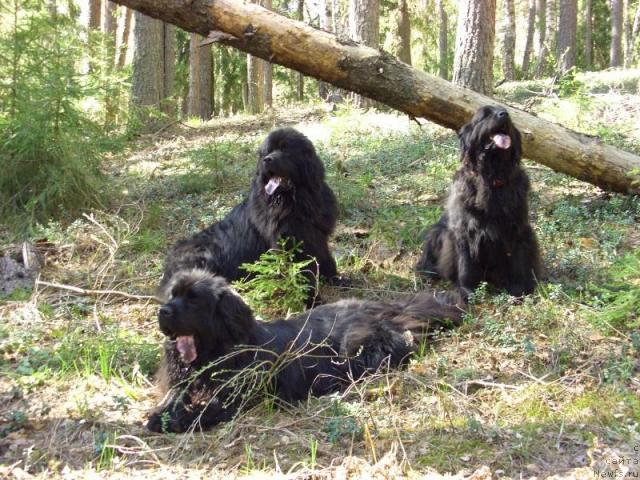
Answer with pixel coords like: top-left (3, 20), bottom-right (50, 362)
top-left (323, 399), bottom-right (362, 444)
top-left (233, 239), bottom-right (314, 317)
top-left (0, 0), bottom-right (113, 228)
top-left (587, 249), bottom-right (640, 332)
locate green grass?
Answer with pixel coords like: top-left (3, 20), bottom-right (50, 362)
top-left (0, 83), bottom-right (639, 478)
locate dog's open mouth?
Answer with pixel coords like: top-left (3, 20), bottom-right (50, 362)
top-left (491, 133), bottom-right (511, 149)
top-left (265, 176), bottom-right (283, 195)
top-left (176, 335), bottom-right (197, 363)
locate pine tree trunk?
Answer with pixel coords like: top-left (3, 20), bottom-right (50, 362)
top-left (296, 0), bottom-right (305, 101)
top-left (629, 2), bottom-right (640, 66)
top-left (453, 0), bottom-right (496, 95)
top-left (584, 0), bottom-right (592, 69)
top-left (535, 0), bottom-right (546, 59)
top-left (263, 0), bottom-right (273, 108)
top-left (247, 0), bottom-right (265, 113)
top-left (437, 0), bottom-right (448, 79)
top-left (501, 0), bottom-right (516, 81)
top-left (521, 0), bottom-right (537, 78)
top-left (610, 0), bottom-right (623, 67)
top-left (89, 0), bottom-right (102, 30)
top-left (395, 0), bottom-right (412, 65)
top-left (318, 0), bottom-right (332, 99)
top-left (131, 12), bottom-right (164, 130)
top-left (187, 33), bottom-right (212, 120)
top-left (349, 0), bottom-right (379, 106)
top-left (557, 0), bottom-right (577, 73)
top-left (109, 0), bottom-right (640, 194)
top-left (535, 0), bottom-right (555, 77)
top-left (117, 7), bottom-right (133, 68)
top-left (163, 23), bottom-right (176, 114)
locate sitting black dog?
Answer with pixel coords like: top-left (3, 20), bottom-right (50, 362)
top-left (160, 128), bottom-right (338, 304)
top-left (147, 269), bottom-right (463, 433)
top-left (416, 105), bottom-right (542, 298)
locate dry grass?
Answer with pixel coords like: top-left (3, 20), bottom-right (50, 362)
top-left (1, 96), bottom-right (639, 479)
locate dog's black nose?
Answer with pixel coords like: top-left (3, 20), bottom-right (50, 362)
top-left (263, 154), bottom-right (273, 163)
top-left (158, 305), bottom-right (172, 319)
top-left (497, 109), bottom-right (508, 118)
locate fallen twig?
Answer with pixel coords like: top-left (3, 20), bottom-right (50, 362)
top-left (36, 279), bottom-right (160, 302)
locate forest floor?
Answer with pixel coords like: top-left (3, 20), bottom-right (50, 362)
top-left (1, 72), bottom-right (640, 479)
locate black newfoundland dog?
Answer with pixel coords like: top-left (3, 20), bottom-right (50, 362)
top-left (160, 127), bottom-right (338, 303)
top-left (416, 105), bottom-right (542, 298)
top-left (147, 269), bottom-right (462, 433)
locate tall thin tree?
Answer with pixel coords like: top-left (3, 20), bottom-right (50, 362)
top-left (521, 0), bottom-right (537, 77)
top-left (453, 0), bottom-right (496, 95)
top-left (535, 0), bottom-right (556, 77)
top-left (395, 0), bottom-right (412, 65)
top-left (349, 0), bottom-right (380, 106)
top-left (297, 0), bottom-right (305, 101)
top-left (116, 7), bottom-right (132, 69)
top-left (584, 0), bottom-right (592, 69)
top-left (535, 0), bottom-right (546, 59)
top-left (502, 0), bottom-right (516, 81)
top-left (557, 0), bottom-right (577, 73)
top-left (187, 33), bottom-right (212, 120)
top-left (263, 0), bottom-right (273, 108)
top-left (610, 0), bottom-right (624, 67)
top-left (89, 0), bottom-right (101, 30)
top-left (437, 0), bottom-right (448, 79)
top-left (131, 13), bottom-right (175, 129)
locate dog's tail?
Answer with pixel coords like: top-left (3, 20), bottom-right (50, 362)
top-left (341, 291), bottom-right (465, 374)
top-left (391, 290), bottom-right (464, 341)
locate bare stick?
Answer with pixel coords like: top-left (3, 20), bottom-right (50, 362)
top-left (36, 279), bottom-right (160, 302)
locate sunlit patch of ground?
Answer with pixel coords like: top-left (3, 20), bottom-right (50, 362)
top-left (1, 83), bottom-right (639, 478)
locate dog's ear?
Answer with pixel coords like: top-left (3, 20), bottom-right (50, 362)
top-left (214, 288), bottom-right (255, 344)
top-left (457, 123), bottom-right (473, 162)
top-left (511, 126), bottom-right (523, 162)
top-left (299, 149), bottom-right (324, 189)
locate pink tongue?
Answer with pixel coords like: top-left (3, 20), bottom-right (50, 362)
top-left (176, 336), bottom-right (197, 364)
top-left (265, 177), bottom-right (282, 195)
top-left (492, 134), bottom-right (511, 149)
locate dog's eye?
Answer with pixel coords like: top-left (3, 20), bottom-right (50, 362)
top-left (185, 290), bottom-right (198, 302)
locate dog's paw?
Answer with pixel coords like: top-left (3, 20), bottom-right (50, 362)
top-left (146, 412), bottom-right (164, 433)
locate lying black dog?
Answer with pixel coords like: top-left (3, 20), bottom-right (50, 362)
top-left (416, 105), bottom-right (542, 298)
top-left (160, 128), bottom-right (338, 303)
top-left (147, 269), bottom-right (463, 433)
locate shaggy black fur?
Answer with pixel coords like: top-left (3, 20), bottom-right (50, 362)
top-left (416, 105), bottom-right (542, 298)
top-left (147, 269), bottom-right (463, 433)
top-left (160, 127), bottom-right (338, 303)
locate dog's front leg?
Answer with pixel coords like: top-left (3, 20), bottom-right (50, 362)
top-left (456, 241), bottom-right (482, 299)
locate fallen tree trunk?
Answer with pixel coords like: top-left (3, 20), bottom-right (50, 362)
top-left (110, 0), bottom-right (640, 194)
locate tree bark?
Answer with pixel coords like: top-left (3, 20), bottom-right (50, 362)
top-left (437, 0), bottom-right (448, 79)
top-left (501, 0), bottom-right (516, 82)
top-left (395, 0), bottom-right (412, 65)
top-left (89, 0), bottom-right (102, 30)
top-left (110, 0), bottom-right (640, 194)
top-left (521, 0), bottom-right (537, 77)
top-left (297, 0), bottom-right (305, 101)
top-left (131, 11), bottom-right (164, 128)
top-left (263, 0), bottom-right (273, 108)
top-left (453, 0), bottom-right (496, 96)
top-left (629, 1), bottom-right (640, 66)
top-left (117, 7), bottom-right (133, 68)
top-left (163, 23), bottom-right (176, 114)
top-left (349, 0), bottom-right (379, 106)
top-left (535, 0), bottom-right (556, 77)
top-left (584, 0), bottom-right (592, 69)
top-left (557, 0), bottom-right (577, 73)
top-left (187, 33), bottom-right (212, 120)
top-left (247, 0), bottom-right (265, 113)
top-left (610, 0), bottom-right (624, 67)
top-left (535, 0), bottom-right (546, 59)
